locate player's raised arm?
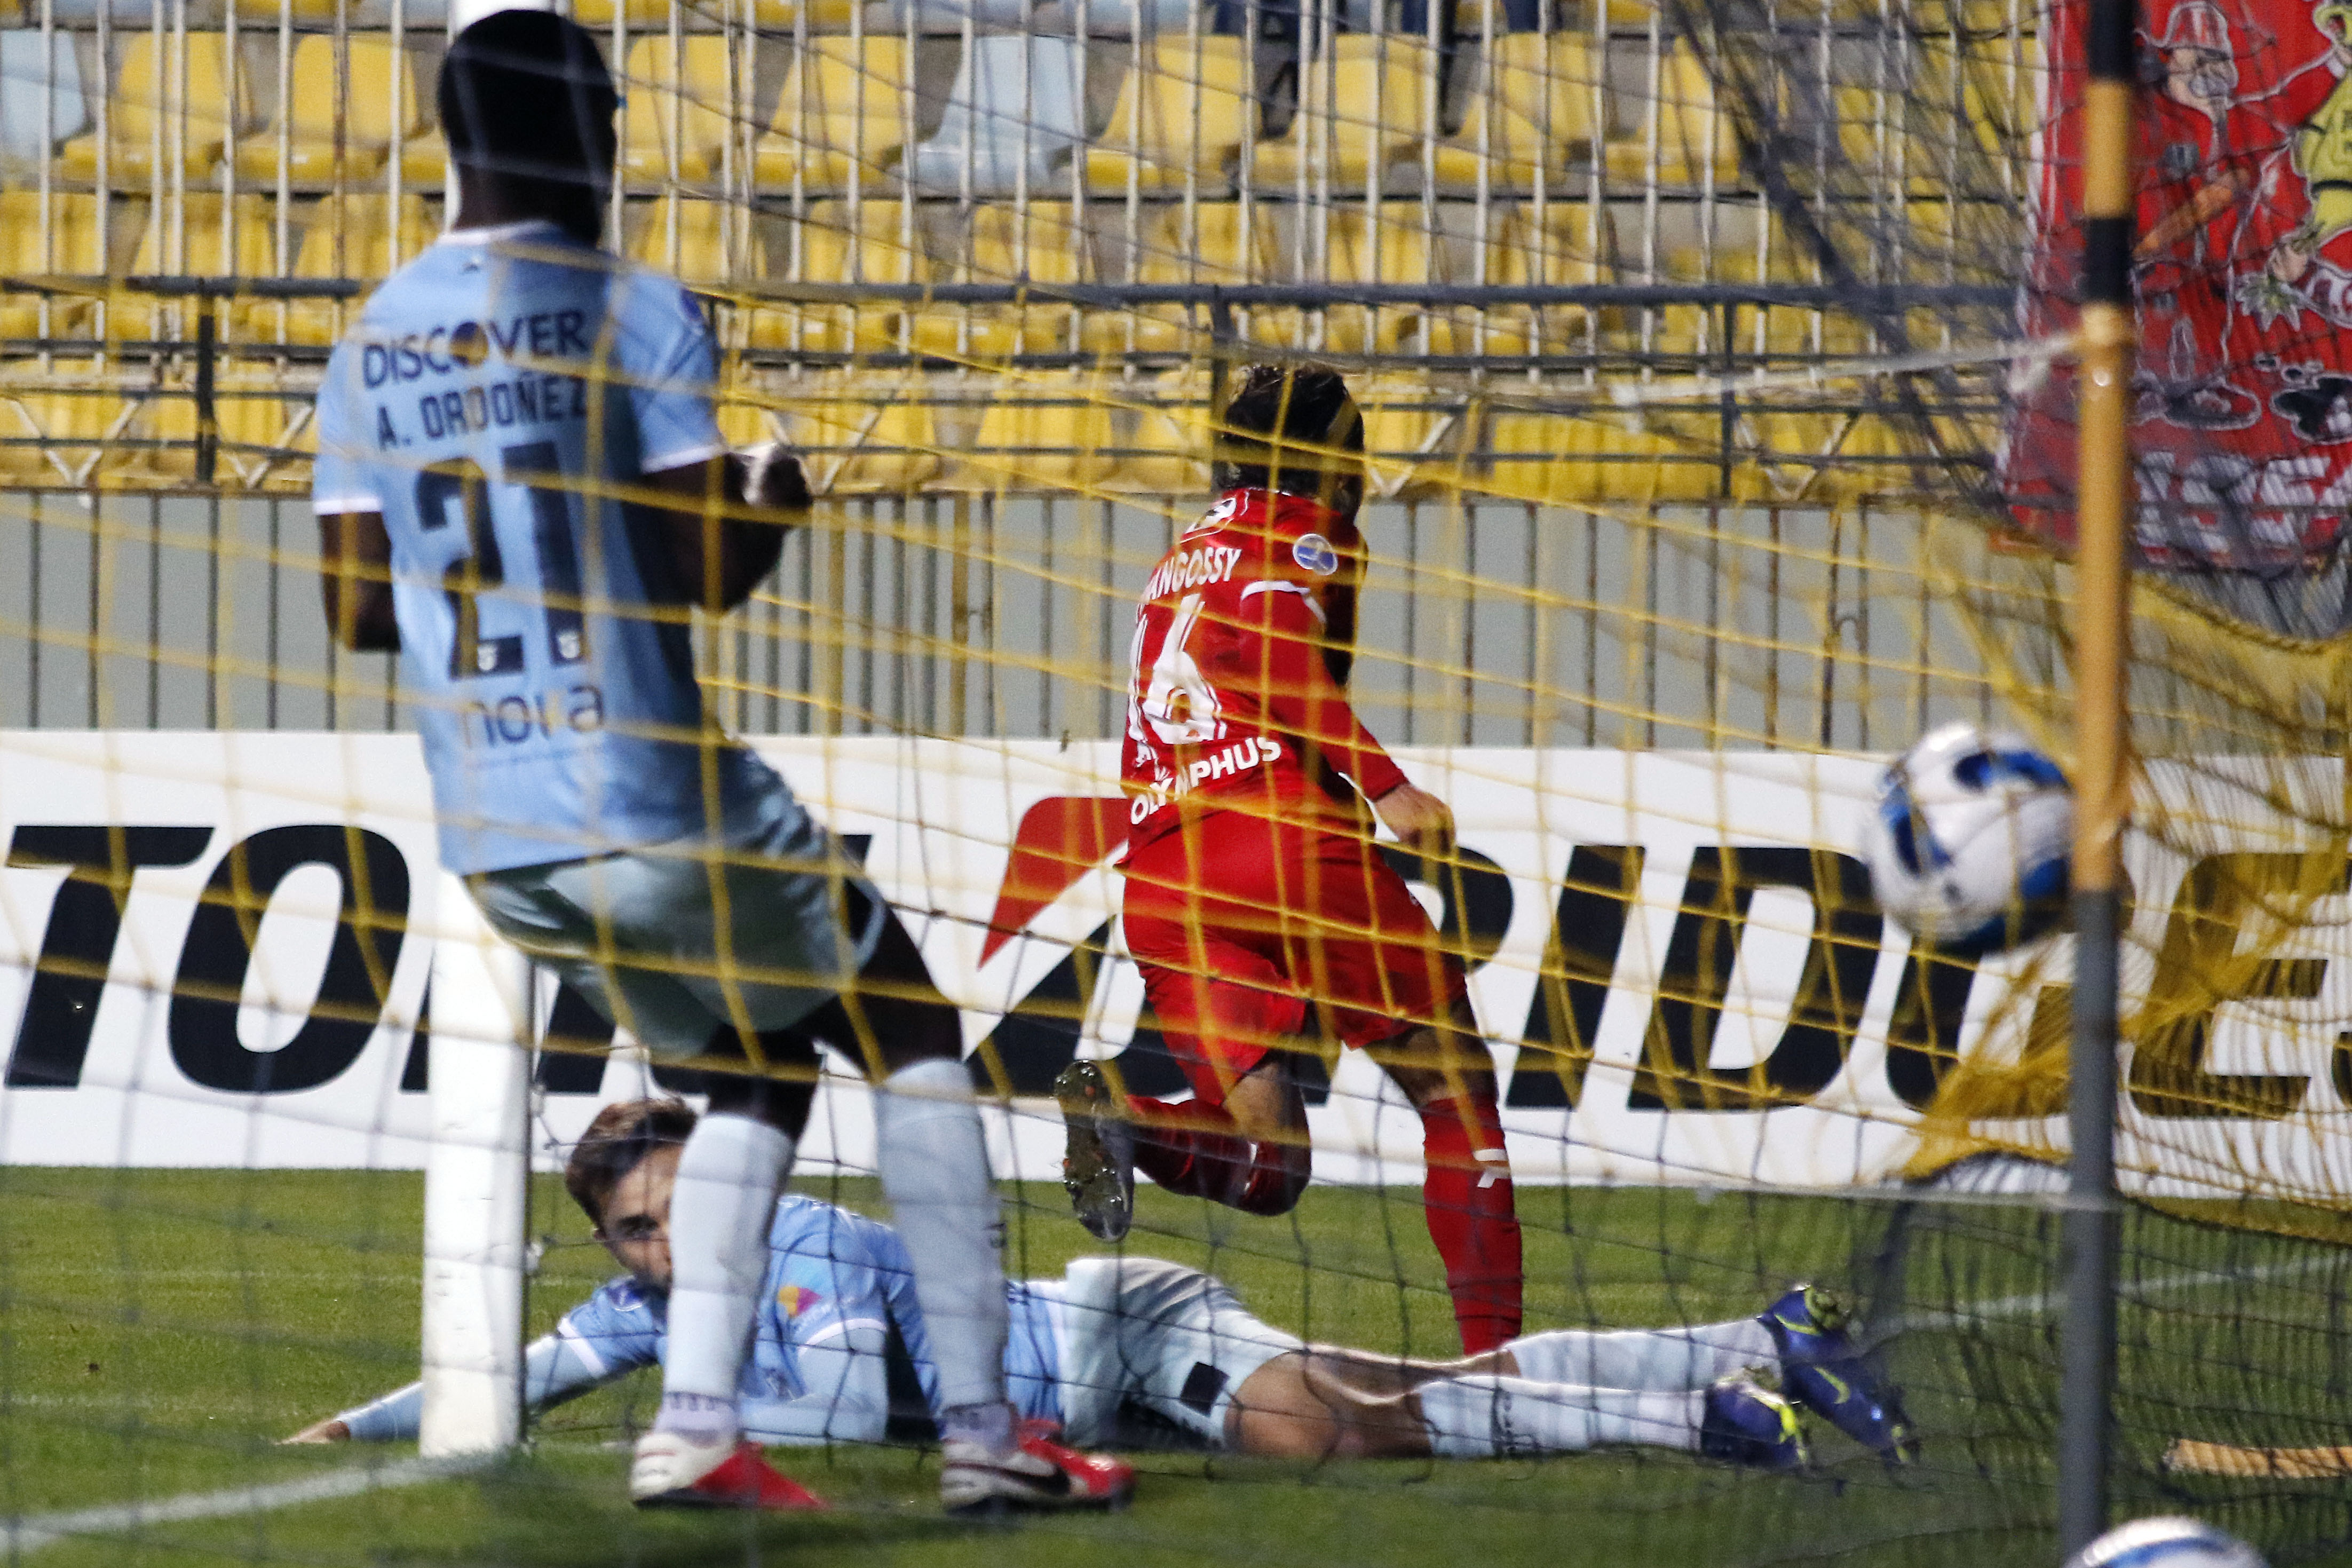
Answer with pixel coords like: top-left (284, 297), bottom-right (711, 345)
top-left (635, 443), bottom-right (814, 614)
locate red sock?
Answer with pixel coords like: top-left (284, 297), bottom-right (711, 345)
top-left (1420, 1094), bottom-right (1523, 1354)
top-left (1127, 1096), bottom-right (1304, 1216)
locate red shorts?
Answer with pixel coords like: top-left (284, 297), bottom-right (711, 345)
top-left (1120, 812), bottom-right (1469, 1107)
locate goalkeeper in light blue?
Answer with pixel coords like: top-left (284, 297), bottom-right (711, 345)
top-left (292, 1100), bottom-right (1915, 1468)
top-left (311, 10), bottom-right (1124, 1514)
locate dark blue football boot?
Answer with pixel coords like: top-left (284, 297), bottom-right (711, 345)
top-left (1697, 1375), bottom-right (1809, 1471)
top-left (1759, 1284), bottom-right (1918, 1463)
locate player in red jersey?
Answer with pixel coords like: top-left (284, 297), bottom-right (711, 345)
top-left (1056, 364), bottom-right (1524, 1355)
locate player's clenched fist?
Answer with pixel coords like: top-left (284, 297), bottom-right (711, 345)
top-left (1374, 782), bottom-right (1454, 859)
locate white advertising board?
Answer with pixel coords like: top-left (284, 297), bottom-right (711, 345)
top-left (2, 731), bottom-right (2346, 1195)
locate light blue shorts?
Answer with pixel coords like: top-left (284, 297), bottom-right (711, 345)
top-left (468, 781), bottom-right (885, 1058)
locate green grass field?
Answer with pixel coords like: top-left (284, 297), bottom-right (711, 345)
top-left (1, 1163), bottom-right (2343, 1568)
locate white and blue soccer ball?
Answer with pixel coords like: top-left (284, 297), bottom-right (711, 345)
top-left (2063, 1516), bottom-right (2267, 1568)
top-left (1860, 722), bottom-right (2074, 955)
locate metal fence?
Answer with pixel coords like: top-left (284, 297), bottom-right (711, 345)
top-left (0, 486), bottom-right (1998, 744)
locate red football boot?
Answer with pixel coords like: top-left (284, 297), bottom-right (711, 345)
top-left (939, 1419), bottom-right (1136, 1514)
top-left (631, 1433), bottom-right (827, 1511)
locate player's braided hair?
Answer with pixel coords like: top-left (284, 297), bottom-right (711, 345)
top-left (439, 12), bottom-right (617, 224)
top-left (1214, 363), bottom-right (1367, 503)
top-left (565, 1097), bottom-right (698, 1229)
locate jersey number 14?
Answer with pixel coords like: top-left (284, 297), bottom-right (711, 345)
top-left (1131, 591), bottom-right (1224, 746)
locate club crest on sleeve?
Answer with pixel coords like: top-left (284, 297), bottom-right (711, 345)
top-left (777, 1284), bottom-right (825, 1317)
top-left (1292, 534), bottom-right (1341, 576)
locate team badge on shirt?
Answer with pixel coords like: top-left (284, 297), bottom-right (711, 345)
top-left (1292, 534), bottom-right (1341, 575)
top-left (777, 1285), bottom-right (825, 1317)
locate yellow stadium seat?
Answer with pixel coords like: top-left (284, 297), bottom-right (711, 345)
top-left (112, 192), bottom-right (277, 342)
top-left (1320, 204), bottom-right (1445, 352)
top-left (399, 129), bottom-right (446, 186)
top-left (124, 374), bottom-right (294, 481)
top-left (1247, 35), bottom-right (1439, 191)
top-left (1356, 374), bottom-right (1456, 496)
top-left (916, 201), bottom-right (1097, 360)
top-left (714, 391), bottom-right (777, 448)
top-left (1083, 36), bottom-right (1257, 194)
top-left (1091, 200), bottom-right (1264, 353)
top-left (1604, 40), bottom-right (1739, 187)
top-left (1431, 32), bottom-right (1599, 191)
top-left (952, 375), bottom-right (1116, 491)
top-left (59, 31), bottom-right (248, 183)
top-left (753, 38), bottom-right (913, 192)
top-left (234, 35), bottom-right (424, 186)
top-left (1453, 201), bottom-right (1613, 354)
top-left (0, 384), bottom-right (118, 484)
top-left (1104, 372), bottom-right (1211, 496)
top-left (0, 193), bottom-right (108, 340)
top-left (756, 200), bottom-right (929, 351)
top-left (620, 35), bottom-right (736, 188)
top-left (268, 193), bottom-right (435, 345)
top-left (631, 194), bottom-right (743, 284)
top-left (1487, 409), bottom-right (1754, 507)
top-left (779, 377), bottom-right (943, 492)
top-left (577, 0), bottom-right (857, 21)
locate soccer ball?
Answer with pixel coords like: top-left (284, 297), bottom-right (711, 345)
top-left (1860, 722), bottom-right (2074, 955)
top-left (2063, 1517), bottom-right (2267, 1568)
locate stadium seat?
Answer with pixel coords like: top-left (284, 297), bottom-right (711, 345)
top-left (1431, 31), bottom-right (1599, 191)
top-left (1246, 35), bottom-right (1439, 191)
top-left (916, 200), bottom-right (1095, 359)
top-left (0, 192), bottom-right (108, 340)
top-left (1487, 408), bottom-right (1754, 507)
top-left (0, 383), bottom-right (117, 483)
top-left (112, 192), bottom-right (276, 342)
top-left (577, 0), bottom-right (857, 22)
top-left (398, 128), bottom-right (445, 186)
top-left (631, 193), bottom-right (745, 285)
top-left (778, 376), bottom-right (943, 492)
top-left (1083, 36), bottom-right (1257, 194)
top-left (59, 30), bottom-right (248, 182)
top-left (1355, 373), bottom-right (1457, 496)
top-left (1319, 203), bottom-right (1446, 352)
top-left (620, 35), bottom-right (735, 187)
top-left (1603, 39), bottom-right (1739, 187)
top-left (951, 374), bottom-right (1116, 490)
top-left (234, 35), bottom-right (423, 186)
top-left (1098, 199), bottom-right (1267, 352)
top-left (908, 36), bottom-right (1083, 197)
top-left (756, 199), bottom-right (929, 351)
top-left (1102, 370), bottom-right (1209, 495)
top-left (753, 37), bottom-right (914, 192)
top-left (125, 373), bottom-right (295, 481)
top-left (272, 192), bottom-right (435, 345)
top-left (1457, 200), bottom-right (1613, 354)
top-left (0, 31), bottom-right (88, 171)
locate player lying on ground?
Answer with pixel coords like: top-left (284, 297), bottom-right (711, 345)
top-left (1060, 362), bottom-right (1524, 1355)
top-left (310, 12), bottom-right (1119, 1513)
top-left (292, 1098), bottom-right (1914, 1467)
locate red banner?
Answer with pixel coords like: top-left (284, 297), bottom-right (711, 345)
top-left (2004, 0), bottom-right (2352, 565)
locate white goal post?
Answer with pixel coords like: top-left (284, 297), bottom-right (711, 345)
top-left (417, 875), bottom-right (534, 1459)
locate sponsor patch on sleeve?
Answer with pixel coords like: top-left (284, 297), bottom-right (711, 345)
top-left (1292, 533), bottom-right (1341, 575)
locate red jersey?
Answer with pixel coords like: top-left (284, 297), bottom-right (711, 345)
top-left (1119, 489), bottom-right (1407, 856)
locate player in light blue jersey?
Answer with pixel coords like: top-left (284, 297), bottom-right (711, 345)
top-left (294, 1100), bottom-right (1914, 1471)
top-left (312, 11), bottom-right (1120, 1515)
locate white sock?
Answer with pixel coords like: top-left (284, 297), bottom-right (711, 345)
top-left (876, 1059), bottom-right (1010, 1421)
top-left (1505, 1318), bottom-right (1776, 1392)
top-left (1419, 1376), bottom-right (1702, 1458)
top-left (659, 1113), bottom-right (795, 1426)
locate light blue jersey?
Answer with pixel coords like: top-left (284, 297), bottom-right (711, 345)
top-left (334, 1194), bottom-right (1065, 1443)
top-left (312, 218), bottom-right (774, 874)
